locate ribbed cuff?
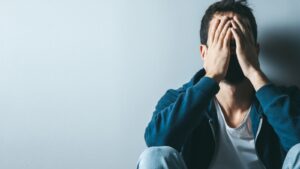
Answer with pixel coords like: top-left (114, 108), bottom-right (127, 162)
top-left (255, 83), bottom-right (280, 108)
top-left (193, 76), bottom-right (220, 95)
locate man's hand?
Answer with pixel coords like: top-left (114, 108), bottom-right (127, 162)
top-left (204, 16), bottom-right (232, 83)
top-left (231, 16), bottom-right (269, 90)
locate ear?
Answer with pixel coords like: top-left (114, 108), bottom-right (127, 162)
top-left (200, 44), bottom-right (208, 61)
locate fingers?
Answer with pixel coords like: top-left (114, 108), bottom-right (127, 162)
top-left (223, 28), bottom-right (232, 48)
top-left (233, 16), bottom-right (255, 44)
top-left (208, 18), bottom-right (220, 45)
top-left (231, 20), bottom-right (245, 42)
top-left (219, 20), bottom-right (232, 45)
top-left (231, 27), bottom-right (242, 49)
top-left (213, 16), bottom-right (230, 44)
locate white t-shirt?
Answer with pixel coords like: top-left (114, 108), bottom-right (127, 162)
top-left (208, 98), bottom-right (265, 169)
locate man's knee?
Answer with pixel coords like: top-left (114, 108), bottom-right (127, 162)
top-left (137, 146), bottom-right (183, 169)
top-left (138, 146), bottom-right (179, 163)
top-left (282, 143), bottom-right (300, 169)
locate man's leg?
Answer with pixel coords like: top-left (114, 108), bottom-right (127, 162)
top-left (136, 146), bottom-right (188, 169)
top-left (282, 143), bottom-right (300, 169)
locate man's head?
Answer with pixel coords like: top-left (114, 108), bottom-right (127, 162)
top-left (200, 0), bottom-right (257, 45)
top-left (200, 0), bottom-right (258, 84)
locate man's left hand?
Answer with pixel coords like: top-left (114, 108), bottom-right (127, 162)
top-left (230, 15), bottom-right (269, 90)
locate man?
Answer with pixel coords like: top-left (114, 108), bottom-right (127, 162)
top-left (137, 0), bottom-right (300, 169)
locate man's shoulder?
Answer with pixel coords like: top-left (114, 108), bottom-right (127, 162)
top-left (173, 68), bottom-right (206, 91)
top-left (155, 68), bottom-right (206, 110)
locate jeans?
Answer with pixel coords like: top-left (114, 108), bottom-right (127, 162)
top-left (136, 143), bottom-right (300, 169)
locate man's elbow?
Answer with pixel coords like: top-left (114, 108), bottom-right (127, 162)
top-left (144, 127), bottom-right (168, 147)
top-left (144, 127), bottom-right (181, 151)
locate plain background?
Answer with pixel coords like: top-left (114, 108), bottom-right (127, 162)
top-left (0, 0), bottom-right (300, 168)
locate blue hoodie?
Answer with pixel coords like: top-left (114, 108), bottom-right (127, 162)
top-left (144, 68), bottom-right (300, 169)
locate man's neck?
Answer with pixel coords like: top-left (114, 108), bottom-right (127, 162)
top-left (215, 79), bottom-right (255, 127)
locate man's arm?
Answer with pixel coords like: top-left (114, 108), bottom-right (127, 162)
top-left (144, 77), bottom-right (219, 151)
top-left (255, 81), bottom-right (300, 151)
top-left (248, 69), bottom-right (300, 151)
top-left (231, 16), bottom-right (300, 151)
top-left (145, 16), bottom-right (232, 151)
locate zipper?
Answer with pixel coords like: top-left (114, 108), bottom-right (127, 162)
top-left (207, 118), bottom-right (218, 169)
top-left (207, 99), bottom-right (218, 169)
top-left (254, 117), bottom-right (266, 169)
top-left (255, 117), bottom-right (263, 142)
top-left (209, 119), bottom-right (216, 143)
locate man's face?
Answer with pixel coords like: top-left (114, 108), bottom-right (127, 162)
top-left (207, 12), bottom-right (254, 84)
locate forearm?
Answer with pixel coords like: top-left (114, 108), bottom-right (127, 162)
top-left (255, 83), bottom-right (300, 151)
top-left (145, 77), bottom-right (220, 150)
top-left (247, 69), bottom-right (270, 91)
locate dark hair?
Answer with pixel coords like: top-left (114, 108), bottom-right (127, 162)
top-left (200, 0), bottom-right (257, 45)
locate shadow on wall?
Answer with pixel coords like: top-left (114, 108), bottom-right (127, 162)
top-left (260, 26), bottom-right (300, 88)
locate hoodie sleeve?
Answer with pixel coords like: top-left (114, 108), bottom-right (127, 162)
top-left (256, 83), bottom-right (300, 151)
top-left (144, 77), bottom-right (220, 151)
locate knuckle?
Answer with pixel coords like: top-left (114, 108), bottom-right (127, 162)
top-left (216, 43), bottom-right (222, 49)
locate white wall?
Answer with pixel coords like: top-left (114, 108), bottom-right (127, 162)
top-left (0, 0), bottom-right (299, 169)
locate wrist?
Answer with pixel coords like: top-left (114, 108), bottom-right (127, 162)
top-left (205, 73), bottom-right (221, 83)
top-left (247, 70), bottom-right (270, 91)
top-left (244, 67), bottom-right (260, 79)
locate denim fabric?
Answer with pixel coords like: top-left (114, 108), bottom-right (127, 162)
top-left (137, 143), bottom-right (300, 169)
top-left (137, 146), bottom-right (187, 169)
top-left (144, 68), bottom-right (300, 168)
top-left (282, 143), bottom-right (300, 169)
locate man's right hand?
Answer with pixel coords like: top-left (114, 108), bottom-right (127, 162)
top-left (203, 16), bottom-right (232, 83)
